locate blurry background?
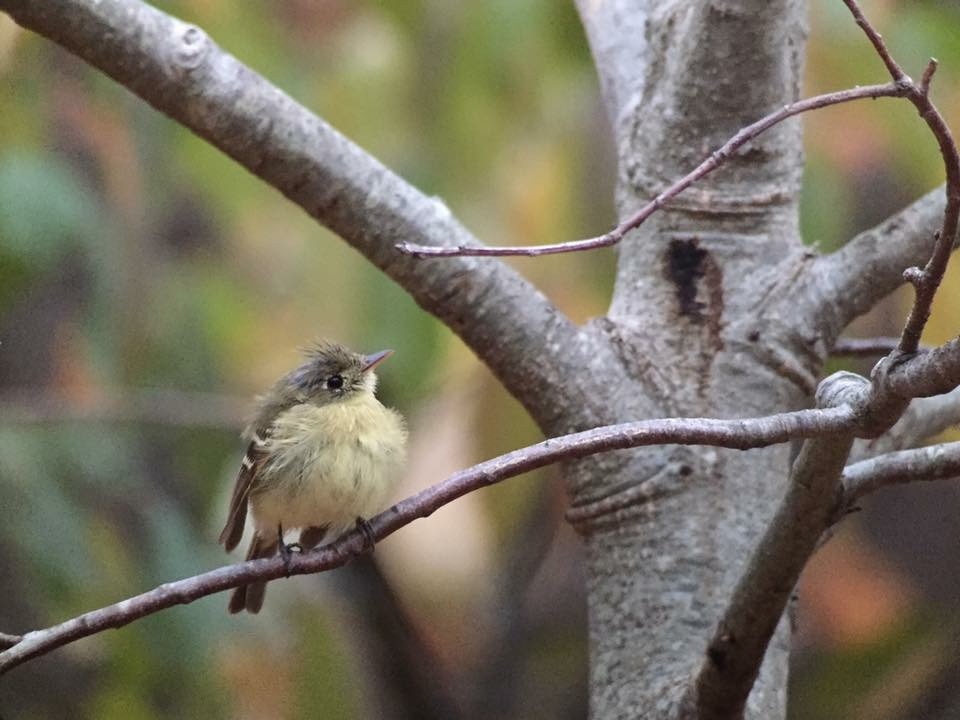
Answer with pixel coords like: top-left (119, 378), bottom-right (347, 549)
top-left (0, 1), bottom-right (958, 718)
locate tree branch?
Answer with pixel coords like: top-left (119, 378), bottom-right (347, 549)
top-left (883, 337), bottom-right (960, 399)
top-left (835, 0), bottom-right (959, 355)
top-left (0, 404), bottom-right (857, 675)
top-left (801, 6), bottom-right (959, 351)
top-left (802, 188), bottom-right (945, 345)
top-left (843, 441), bottom-right (960, 505)
top-left (397, 83), bottom-right (906, 258)
top-left (831, 337), bottom-right (931, 358)
top-left (0, 0), bottom-right (583, 425)
top-left (851, 386), bottom-right (960, 461)
top-left (692, 375), bottom-right (856, 718)
top-left (691, 1), bottom-right (960, 711)
top-left (699, 265), bottom-right (960, 712)
top-left (879, 99), bottom-right (959, 352)
top-left (843, 0), bottom-right (907, 80)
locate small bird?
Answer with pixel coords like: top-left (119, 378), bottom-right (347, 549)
top-left (219, 340), bottom-right (407, 614)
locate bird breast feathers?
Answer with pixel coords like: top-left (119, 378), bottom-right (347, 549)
top-left (265, 396), bottom-right (406, 474)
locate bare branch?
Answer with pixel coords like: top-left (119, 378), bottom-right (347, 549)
top-left (839, 0), bottom-right (960, 354)
top-left (701, 324), bottom-right (953, 710)
top-left (692, 379), bottom-right (856, 718)
top-left (403, 3), bottom-right (958, 268)
top-left (841, 0), bottom-right (906, 81)
top-left (852, 386), bottom-right (960, 461)
top-left (920, 58), bottom-right (938, 97)
top-left (891, 151), bottom-right (959, 356)
top-left (800, 188), bottom-right (946, 346)
top-left (831, 337), bottom-right (931, 358)
top-left (0, 633), bottom-right (22, 650)
top-left (0, 404), bottom-right (857, 675)
top-left (397, 84), bottom-right (906, 259)
top-left (0, 388), bottom-right (246, 429)
top-left (843, 441), bottom-right (960, 504)
top-left (692, 2), bottom-right (960, 710)
top-left (0, 0), bottom-right (583, 425)
top-left (883, 338), bottom-right (960, 399)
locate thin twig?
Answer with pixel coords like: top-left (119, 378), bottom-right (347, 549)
top-left (842, 0), bottom-right (906, 80)
top-left (895, 100), bottom-right (960, 354)
top-left (843, 441), bottom-right (960, 504)
top-left (0, 404), bottom-right (857, 675)
top-left (831, 337), bottom-right (930, 358)
top-left (841, 0), bottom-right (960, 354)
top-left (805, 188), bottom-right (944, 345)
top-left (0, 0), bottom-right (584, 428)
top-left (694, 428), bottom-right (855, 717)
top-left (692, 3), bottom-right (960, 715)
top-left (0, 633), bottom-right (22, 650)
top-left (921, 58), bottom-right (938, 96)
top-left (396, 83), bottom-right (906, 258)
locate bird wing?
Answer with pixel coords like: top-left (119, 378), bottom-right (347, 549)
top-left (219, 431), bottom-right (270, 552)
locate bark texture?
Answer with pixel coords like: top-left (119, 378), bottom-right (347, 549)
top-left (1, 0), bottom-right (951, 718)
top-left (573, 1), bottom-right (808, 716)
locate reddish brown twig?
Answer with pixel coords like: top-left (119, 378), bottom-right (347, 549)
top-left (842, 0), bottom-right (960, 353)
top-left (892, 63), bottom-right (960, 353)
top-left (842, 0), bottom-right (906, 80)
top-left (396, 83), bottom-right (906, 258)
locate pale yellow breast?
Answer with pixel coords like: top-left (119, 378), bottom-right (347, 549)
top-left (250, 394), bottom-right (407, 534)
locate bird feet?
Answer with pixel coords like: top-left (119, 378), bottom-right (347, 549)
top-left (277, 525), bottom-right (303, 576)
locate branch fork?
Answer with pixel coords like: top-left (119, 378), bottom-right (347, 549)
top-left (3, 3), bottom-right (960, 718)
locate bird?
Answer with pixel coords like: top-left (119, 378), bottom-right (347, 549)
top-left (219, 340), bottom-right (407, 614)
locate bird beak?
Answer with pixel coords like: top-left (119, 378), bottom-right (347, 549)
top-left (361, 349), bottom-right (394, 372)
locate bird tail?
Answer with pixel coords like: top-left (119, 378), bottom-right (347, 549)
top-left (228, 532), bottom-right (278, 614)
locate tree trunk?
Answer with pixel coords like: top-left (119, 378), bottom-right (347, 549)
top-left (5, 0), bottom-right (955, 717)
top-left (565, 1), bottom-right (809, 716)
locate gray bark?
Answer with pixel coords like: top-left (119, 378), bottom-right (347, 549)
top-left (0, 0), bottom-right (951, 718)
top-left (574, 1), bottom-right (808, 716)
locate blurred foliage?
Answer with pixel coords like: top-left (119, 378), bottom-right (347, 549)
top-left (0, 1), bottom-right (602, 718)
top-left (801, 4), bottom-right (960, 719)
top-left (1, 0), bottom-right (960, 718)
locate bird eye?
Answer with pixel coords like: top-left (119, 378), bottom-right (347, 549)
top-left (326, 374), bottom-right (344, 390)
